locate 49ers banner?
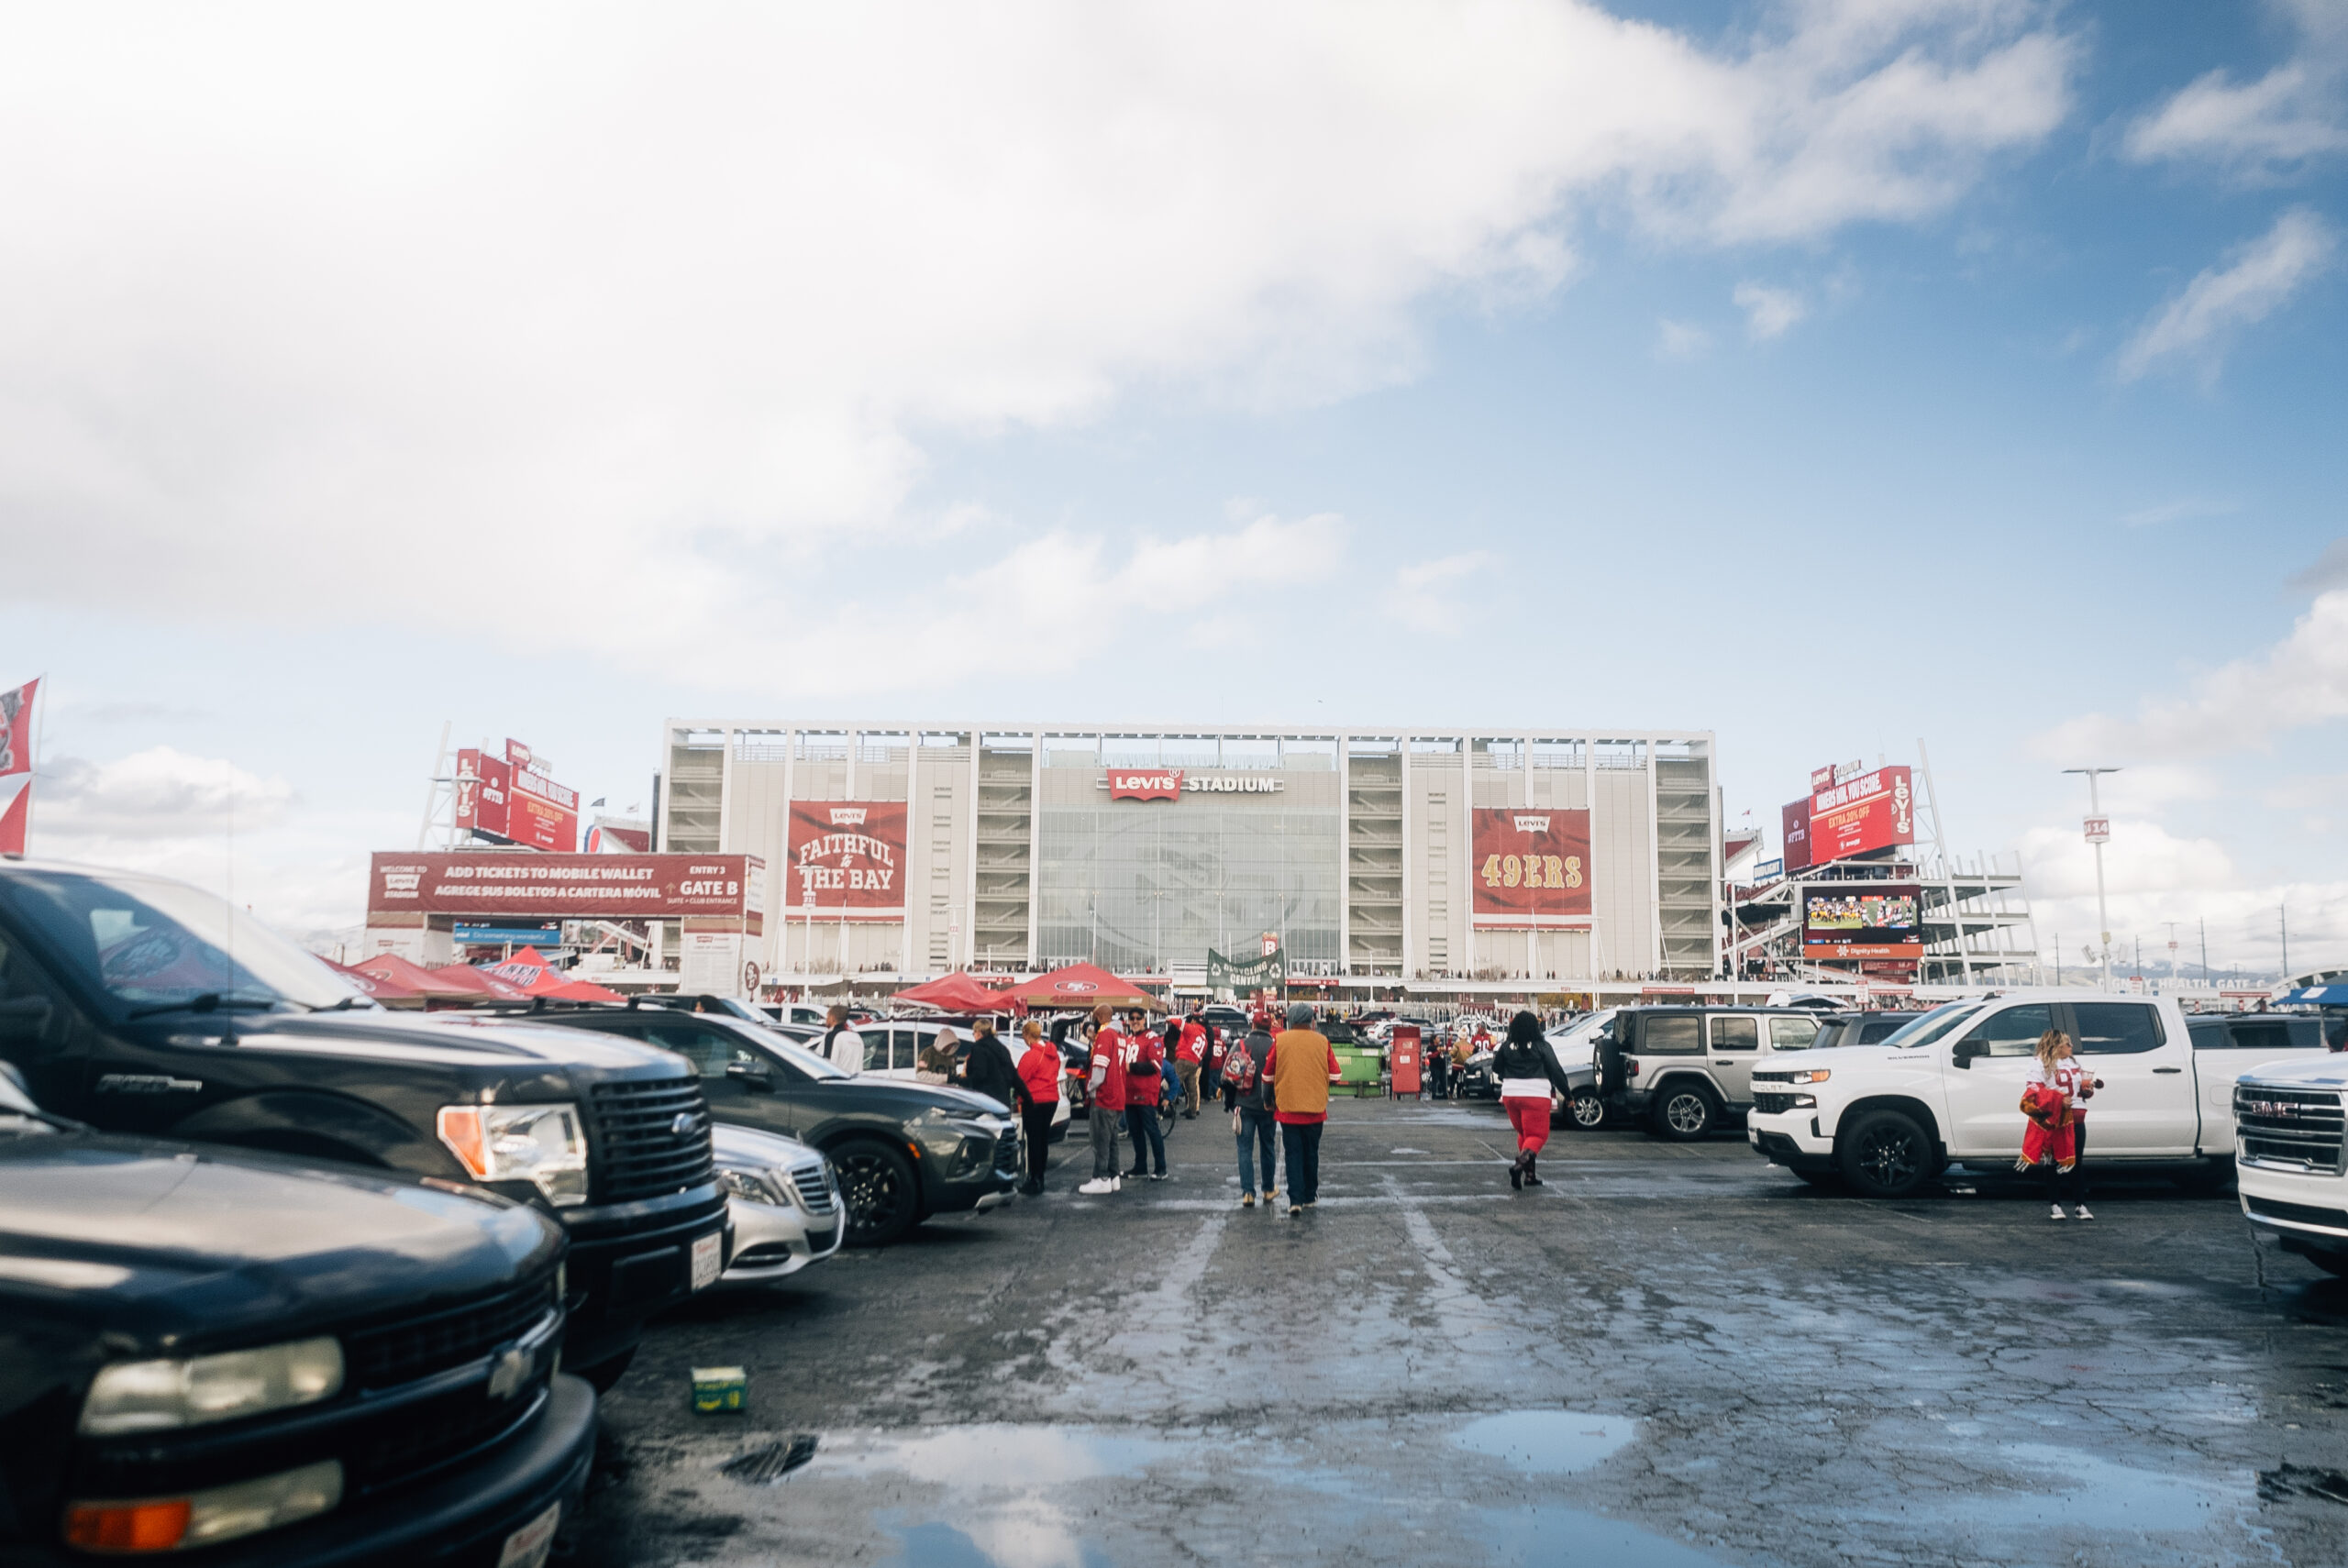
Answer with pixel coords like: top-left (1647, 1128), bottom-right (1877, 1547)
top-left (0, 676), bottom-right (38, 856)
top-left (785, 800), bottom-right (907, 916)
top-left (1470, 807), bottom-right (1592, 922)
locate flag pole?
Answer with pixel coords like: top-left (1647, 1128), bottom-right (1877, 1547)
top-left (24, 672), bottom-right (46, 851)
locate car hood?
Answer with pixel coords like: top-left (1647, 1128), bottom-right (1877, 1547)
top-left (1752, 1043), bottom-right (1933, 1076)
top-left (0, 1134), bottom-right (559, 1353)
top-left (712, 1122), bottom-right (821, 1167)
top-left (823, 1078), bottom-right (1013, 1117)
top-left (2235, 1058), bottom-right (2348, 1089)
top-left (227, 1009), bottom-right (686, 1076)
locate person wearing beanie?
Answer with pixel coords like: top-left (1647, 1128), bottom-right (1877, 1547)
top-left (1493, 1010), bottom-right (1573, 1189)
top-left (1265, 1000), bottom-right (1341, 1215)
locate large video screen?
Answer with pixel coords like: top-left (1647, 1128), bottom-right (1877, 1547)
top-left (1800, 884), bottom-right (1922, 959)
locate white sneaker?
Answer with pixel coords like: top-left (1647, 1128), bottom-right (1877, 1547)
top-left (1077, 1177), bottom-right (1113, 1195)
top-left (1111, 1176), bottom-right (1123, 1191)
top-left (2073, 1204), bottom-right (2095, 1221)
top-left (2048, 1204), bottom-right (2066, 1220)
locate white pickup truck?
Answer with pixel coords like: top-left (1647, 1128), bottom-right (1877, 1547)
top-left (1744, 991), bottom-right (2334, 1198)
top-left (2232, 1054), bottom-right (2348, 1276)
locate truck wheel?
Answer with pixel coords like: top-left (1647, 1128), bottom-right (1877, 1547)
top-left (833, 1141), bottom-right (919, 1247)
top-left (1567, 1089), bottom-right (1607, 1131)
top-left (1837, 1109), bottom-right (1934, 1198)
top-left (1650, 1083), bottom-right (1719, 1142)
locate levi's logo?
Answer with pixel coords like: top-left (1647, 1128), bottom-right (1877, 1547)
top-left (1108, 769), bottom-right (1184, 801)
top-left (829, 807), bottom-right (868, 826)
top-left (1513, 815), bottom-right (1551, 834)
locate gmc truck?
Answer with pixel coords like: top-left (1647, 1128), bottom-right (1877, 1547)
top-left (0, 861), bottom-right (727, 1389)
top-left (1744, 992), bottom-right (2333, 1198)
top-left (2232, 1054), bottom-right (2348, 1277)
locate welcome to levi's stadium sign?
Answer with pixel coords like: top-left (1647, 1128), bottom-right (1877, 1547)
top-left (1103, 769), bottom-right (1285, 801)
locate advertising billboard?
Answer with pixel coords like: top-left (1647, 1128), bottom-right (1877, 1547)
top-left (1107, 768), bottom-right (1183, 801)
top-left (507, 765), bottom-right (579, 853)
top-left (784, 800), bottom-right (907, 916)
top-left (1809, 765), bottom-right (1914, 863)
top-left (1800, 883), bottom-right (1922, 960)
top-left (368, 853), bottom-right (762, 926)
top-left (1470, 808), bottom-right (1592, 922)
top-left (1781, 798), bottom-right (1813, 872)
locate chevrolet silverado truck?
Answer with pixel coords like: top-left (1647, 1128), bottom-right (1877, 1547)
top-left (0, 861), bottom-right (727, 1389)
top-left (1744, 992), bottom-right (2333, 1198)
top-left (2232, 1055), bottom-right (2348, 1276)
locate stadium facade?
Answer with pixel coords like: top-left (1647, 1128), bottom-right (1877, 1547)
top-left (655, 723), bottom-right (1723, 985)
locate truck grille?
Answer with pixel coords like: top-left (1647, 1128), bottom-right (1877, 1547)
top-left (1752, 1092), bottom-right (1801, 1115)
top-left (590, 1077), bottom-right (716, 1203)
top-left (2234, 1084), bottom-right (2346, 1176)
top-left (343, 1276), bottom-right (559, 1391)
top-left (349, 1378), bottom-right (549, 1495)
top-left (790, 1161), bottom-right (836, 1218)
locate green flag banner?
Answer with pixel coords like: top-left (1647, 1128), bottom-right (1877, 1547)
top-left (1207, 943), bottom-right (1286, 995)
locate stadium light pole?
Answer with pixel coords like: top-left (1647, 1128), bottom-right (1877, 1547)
top-left (2063, 767), bottom-right (2121, 992)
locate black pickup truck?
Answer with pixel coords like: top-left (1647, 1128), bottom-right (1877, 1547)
top-left (0, 1068), bottom-right (597, 1567)
top-left (0, 862), bottom-right (727, 1387)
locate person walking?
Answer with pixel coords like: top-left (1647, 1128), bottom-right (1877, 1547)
top-left (1202, 1021), bottom-right (1226, 1102)
top-left (1078, 1004), bottom-right (1128, 1195)
top-left (2024, 1028), bottom-right (2099, 1220)
top-left (1174, 1010), bottom-right (1207, 1119)
top-left (1012, 1019), bottom-right (1060, 1194)
top-left (820, 1005), bottom-right (864, 1074)
top-left (1424, 1032), bottom-right (1450, 1099)
top-left (916, 1025), bottom-right (959, 1085)
top-left (1224, 1010), bottom-right (1279, 1207)
top-left (1493, 1010), bottom-right (1571, 1189)
top-left (1124, 1010), bottom-right (1168, 1180)
top-left (1266, 1002), bottom-right (1340, 1215)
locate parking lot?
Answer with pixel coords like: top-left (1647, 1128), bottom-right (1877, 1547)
top-left (578, 1097), bottom-right (2348, 1568)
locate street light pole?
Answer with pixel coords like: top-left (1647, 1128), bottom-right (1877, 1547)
top-left (2063, 767), bottom-right (2121, 992)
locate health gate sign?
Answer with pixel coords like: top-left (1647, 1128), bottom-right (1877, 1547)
top-left (1470, 808), bottom-right (1592, 922)
top-left (785, 801), bottom-right (907, 916)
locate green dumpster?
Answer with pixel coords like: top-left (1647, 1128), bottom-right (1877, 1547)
top-left (1333, 1046), bottom-right (1383, 1097)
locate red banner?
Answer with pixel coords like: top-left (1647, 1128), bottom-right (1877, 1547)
top-left (785, 801), bottom-right (907, 915)
top-left (0, 676), bottom-right (35, 856)
top-left (367, 853), bottom-right (762, 922)
top-left (1810, 766), bottom-right (1914, 864)
top-left (507, 766), bottom-right (579, 853)
top-left (1781, 798), bottom-right (1812, 872)
top-left (1108, 768), bottom-right (1183, 801)
top-left (1470, 808), bottom-right (1592, 922)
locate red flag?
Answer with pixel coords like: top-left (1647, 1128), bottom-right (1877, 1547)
top-left (0, 677), bottom-right (39, 856)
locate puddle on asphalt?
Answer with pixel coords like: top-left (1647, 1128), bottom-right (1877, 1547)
top-left (726, 1413), bottom-right (1725, 1567)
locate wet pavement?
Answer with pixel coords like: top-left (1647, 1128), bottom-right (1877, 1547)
top-left (578, 1098), bottom-right (2348, 1566)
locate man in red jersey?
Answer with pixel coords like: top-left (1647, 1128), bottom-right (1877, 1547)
top-left (1078, 1003), bottom-right (1128, 1195)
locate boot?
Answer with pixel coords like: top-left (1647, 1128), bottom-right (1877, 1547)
top-left (1523, 1154), bottom-right (1542, 1187)
top-left (1509, 1157), bottom-right (1523, 1191)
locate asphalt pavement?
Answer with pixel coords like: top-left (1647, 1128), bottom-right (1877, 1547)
top-left (576, 1096), bottom-right (2348, 1567)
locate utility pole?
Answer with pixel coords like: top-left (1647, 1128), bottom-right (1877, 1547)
top-left (2198, 916), bottom-right (2208, 982)
top-left (2063, 767), bottom-right (2121, 991)
top-left (2281, 903), bottom-right (2289, 980)
top-left (2165, 921), bottom-right (2178, 988)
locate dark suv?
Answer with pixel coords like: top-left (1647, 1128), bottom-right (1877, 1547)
top-left (526, 1007), bottom-right (1019, 1246)
top-left (0, 1073), bottom-right (595, 1567)
top-left (0, 862), bottom-right (727, 1388)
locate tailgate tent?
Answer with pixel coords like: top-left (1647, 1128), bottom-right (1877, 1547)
top-left (892, 971), bottom-right (1014, 1012)
top-left (991, 962), bottom-right (1157, 1011)
top-left (325, 956), bottom-right (425, 1008)
top-left (350, 952), bottom-right (529, 1004)
top-left (482, 946), bottom-right (626, 1004)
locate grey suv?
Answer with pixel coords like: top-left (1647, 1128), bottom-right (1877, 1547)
top-left (1593, 1005), bottom-right (1825, 1140)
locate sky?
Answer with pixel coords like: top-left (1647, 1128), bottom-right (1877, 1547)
top-left (3, 0), bottom-right (2345, 978)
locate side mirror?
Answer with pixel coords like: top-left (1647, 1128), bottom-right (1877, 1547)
top-left (0, 995), bottom-right (55, 1043)
top-left (1951, 1038), bottom-right (1983, 1070)
top-left (725, 1059), bottom-right (774, 1091)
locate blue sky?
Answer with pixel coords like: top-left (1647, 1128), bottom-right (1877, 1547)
top-left (3, 1), bottom-right (2344, 975)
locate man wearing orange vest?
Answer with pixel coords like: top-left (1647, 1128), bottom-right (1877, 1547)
top-left (1265, 1001), bottom-right (1341, 1216)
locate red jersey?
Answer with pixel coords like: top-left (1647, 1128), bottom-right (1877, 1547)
top-left (1176, 1021), bottom-right (1207, 1064)
top-left (1124, 1032), bottom-right (1163, 1106)
top-left (1088, 1029), bottom-right (1129, 1111)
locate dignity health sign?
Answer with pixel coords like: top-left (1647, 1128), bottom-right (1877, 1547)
top-left (785, 800), bottom-right (907, 915)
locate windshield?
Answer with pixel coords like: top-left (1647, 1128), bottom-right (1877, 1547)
top-left (0, 870), bottom-right (358, 1017)
top-left (1877, 1003), bottom-right (1984, 1051)
top-left (712, 1016), bottom-right (850, 1080)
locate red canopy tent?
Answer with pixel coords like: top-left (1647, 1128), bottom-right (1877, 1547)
top-left (989, 962), bottom-right (1157, 1010)
top-left (351, 952), bottom-right (529, 1004)
top-left (892, 971), bottom-right (1014, 1012)
top-left (325, 956), bottom-right (425, 1008)
top-left (480, 947), bottom-right (626, 1005)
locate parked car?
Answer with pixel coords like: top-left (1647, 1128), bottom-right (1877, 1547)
top-left (525, 1009), bottom-right (1018, 1246)
top-left (0, 1066), bottom-right (596, 1567)
top-left (1590, 1005), bottom-right (1828, 1140)
top-left (1548, 1009), bottom-right (1617, 1129)
top-left (711, 1122), bottom-right (844, 1285)
top-left (0, 861), bottom-right (727, 1390)
top-left (2232, 1052), bottom-right (2348, 1276)
top-left (1809, 1010), bottom-right (1926, 1051)
top-left (1746, 991), bottom-right (2335, 1198)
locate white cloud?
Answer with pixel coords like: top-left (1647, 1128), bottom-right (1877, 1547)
top-left (2118, 495), bottom-right (2238, 527)
top-left (2287, 537), bottom-right (2348, 594)
top-left (1386, 549), bottom-right (1497, 631)
top-left (1656, 318), bottom-right (1713, 359)
top-left (38, 747), bottom-right (293, 842)
top-left (2116, 207), bottom-right (2336, 382)
top-left (2042, 587), bottom-right (2348, 760)
top-left (2122, 0), bottom-right (2348, 180)
top-left (1733, 281), bottom-right (1807, 339)
top-left (0, 2), bottom-right (2076, 682)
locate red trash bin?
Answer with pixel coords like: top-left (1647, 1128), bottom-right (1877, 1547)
top-left (1390, 1025), bottom-right (1423, 1099)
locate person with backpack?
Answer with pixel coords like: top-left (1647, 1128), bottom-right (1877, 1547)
top-left (1224, 1010), bottom-right (1279, 1207)
top-left (1078, 1004), bottom-right (1128, 1196)
top-left (1123, 1010), bottom-right (1168, 1181)
top-left (1493, 1010), bottom-right (1572, 1189)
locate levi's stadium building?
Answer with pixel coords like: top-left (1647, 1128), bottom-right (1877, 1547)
top-left (653, 722), bottom-right (1725, 992)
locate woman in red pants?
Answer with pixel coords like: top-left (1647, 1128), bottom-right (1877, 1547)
top-left (1492, 1010), bottom-right (1573, 1189)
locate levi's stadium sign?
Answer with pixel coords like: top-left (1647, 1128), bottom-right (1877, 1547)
top-left (1103, 769), bottom-right (1284, 801)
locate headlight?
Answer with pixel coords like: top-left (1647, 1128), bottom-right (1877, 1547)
top-left (1785, 1069), bottom-right (1831, 1085)
top-left (1789, 1093), bottom-right (1818, 1109)
top-left (437, 1103), bottom-right (589, 1207)
top-left (80, 1338), bottom-right (343, 1436)
top-left (716, 1165), bottom-right (791, 1208)
top-left (65, 1459), bottom-right (341, 1553)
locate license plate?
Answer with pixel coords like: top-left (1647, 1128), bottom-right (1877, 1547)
top-left (497, 1503), bottom-right (560, 1568)
top-left (1747, 1127), bottom-right (1760, 1145)
top-left (690, 1231), bottom-right (723, 1291)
